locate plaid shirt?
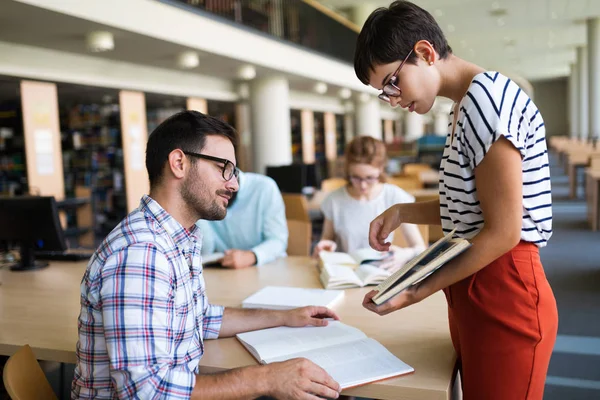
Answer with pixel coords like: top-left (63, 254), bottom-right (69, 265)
top-left (72, 195), bottom-right (224, 399)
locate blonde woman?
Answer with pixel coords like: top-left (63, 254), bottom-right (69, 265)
top-left (313, 136), bottom-right (425, 269)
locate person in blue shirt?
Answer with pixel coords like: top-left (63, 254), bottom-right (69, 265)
top-left (197, 171), bottom-right (288, 268)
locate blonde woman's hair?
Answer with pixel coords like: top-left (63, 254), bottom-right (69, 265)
top-left (344, 136), bottom-right (387, 182)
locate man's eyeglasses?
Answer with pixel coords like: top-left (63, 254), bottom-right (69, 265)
top-left (183, 151), bottom-right (239, 182)
top-left (349, 175), bottom-right (380, 186)
top-left (378, 47), bottom-right (414, 104)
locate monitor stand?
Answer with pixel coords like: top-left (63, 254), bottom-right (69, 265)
top-left (9, 242), bottom-right (49, 272)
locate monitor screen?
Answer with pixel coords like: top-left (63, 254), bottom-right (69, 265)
top-left (266, 164), bottom-right (322, 194)
top-left (0, 196), bottom-right (67, 271)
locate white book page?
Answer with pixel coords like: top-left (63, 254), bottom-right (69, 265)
top-left (242, 286), bottom-right (344, 310)
top-left (322, 263), bottom-right (362, 287)
top-left (202, 252), bottom-right (224, 265)
top-left (349, 248), bottom-right (390, 264)
top-left (319, 251), bottom-right (358, 266)
top-left (267, 338), bottom-right (414, 389)
top-left (236, 321), bottom-right (366, 362)
top-left (355, 264), bottom-right (390, 286)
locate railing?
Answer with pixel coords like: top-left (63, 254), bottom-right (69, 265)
top-left (162, 0), bottom-right (359, 64)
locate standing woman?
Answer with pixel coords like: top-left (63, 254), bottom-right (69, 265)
top-left (355, 2), bottom-right (557, 399)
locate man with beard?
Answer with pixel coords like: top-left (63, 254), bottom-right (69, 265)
top-left (72, 111), bottom-right (341, 400)
top-left (197, 170), bottom-right (288, 269)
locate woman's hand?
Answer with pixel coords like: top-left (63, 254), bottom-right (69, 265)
top-left (312, 240), bottom-right (337, 258)
top-left (362, 284), bottom-right (425, 316)
top-left (369, 205), bottom-right (402, 251)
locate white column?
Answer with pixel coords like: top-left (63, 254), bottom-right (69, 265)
top-left (351, 3), bottom-right (376, 27)
top-left (404, 111), bottom-right (424, 141)
top-left (588, 18), bottom-right (600, 140)
top-left (578, 46), bottom-right (589, 141)
top-left (355, 95), bottom-right (382, 139)
top-left (568, 63), bottom-right (579, 139)
top-left (250, 76), bottom-right (292, 174)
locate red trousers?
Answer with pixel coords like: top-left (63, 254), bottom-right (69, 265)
top-left (443, 241), bottom-right (558, 400)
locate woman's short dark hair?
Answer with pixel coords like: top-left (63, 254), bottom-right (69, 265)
top-left (145, 110), bottom-right (238, 188)
top-left (354, 0), bottom-right (453, 85)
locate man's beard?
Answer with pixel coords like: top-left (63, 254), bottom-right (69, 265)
top-left (180, 168), bottom-right (230, 221)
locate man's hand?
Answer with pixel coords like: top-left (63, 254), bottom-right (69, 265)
top-left (283, 306), bottom-right (340, 327)
top-left (265, 358), bottom-right (341, 399)
top-left (221, 249), bottom-right (256, 269)
top-left (362, 285), bottom-right (426, 316)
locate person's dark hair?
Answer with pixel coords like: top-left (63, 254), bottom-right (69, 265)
top-left (145, 110), bottom-right (238, 188)
top-left (354, 0), bottom-right (453, 85)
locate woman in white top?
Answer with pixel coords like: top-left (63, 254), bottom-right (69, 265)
top-left (313, 136), bottom-right (425, 268)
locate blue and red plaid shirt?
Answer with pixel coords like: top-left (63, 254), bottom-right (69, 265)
top-left (72, 195), bottom-right (224, 399)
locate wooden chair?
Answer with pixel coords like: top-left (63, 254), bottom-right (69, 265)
top-left (387, 176), bottom-right (423, 191)
top-left (282, 193), bottom-right (310, 222)
top-left (392, 224), bottom-right (430, 247)
top-left (287, 219), bottom-right (312, 256)
top-left (321, 178), bottom-right (347, 193)
top-left (402, 163), bottom-right (432, 176)
top-left (3, 344), bottom-right (57, 400)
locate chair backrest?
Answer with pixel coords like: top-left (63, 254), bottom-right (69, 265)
top-left (321, 178), bottom-right (347, 193)
top-left (403, 163), bottom-right (432, 176)
top-left (282, 193), bottom-right (310, 222)
top-left (392, 224), bottom-right (429, 247)
top-left (387, 176), bottom-right (423, 190)
top-left (287, 219), bottom-right (312, 256)
top-left (3, 345), bottom-right (57, 400)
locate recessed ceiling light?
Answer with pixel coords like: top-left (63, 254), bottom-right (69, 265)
top-left (338, 88), bottom-right (352, 99)
top-left (447, 24), bottom-right (456, 32)
top-left (359, 93), bottom-right (371, 103)
top-left (497, 18), bottom-right (505, 27)
top-left (460, 40), bottom-right (468, 48)
top-left (434, 9), bottom-right (443, 17)
top-left (313, 82), bottom-right (328, 95)
top-left (177, 51), bottom-right (199, 69)
top-left (551, 11), bottom-right (558, 20)
top-left (237, 64), bottom-right (257, 80)
top-left (86, 31), bottom-right (114, 52)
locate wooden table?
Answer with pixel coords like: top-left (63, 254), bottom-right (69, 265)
top-left (586, 169), bottom-right (600, 231)
top-left (0, 257), bottom-right (456, 400)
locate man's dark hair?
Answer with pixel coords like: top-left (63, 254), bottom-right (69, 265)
top-left (354, 0), bottom-right (453, 85)
top-left (145, 110), bottom-right (238, 188)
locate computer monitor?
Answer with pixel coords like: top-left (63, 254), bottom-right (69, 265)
top-left (0, 196), bottom-right (67, 271)
top-left (266, 164), bottom-right (322, 194)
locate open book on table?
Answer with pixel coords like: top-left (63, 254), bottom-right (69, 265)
top-left (372, 229), bottom-right (471, 305)
top-left (318, 248), bottom-right (394, 289)
top-left (236, 321), bottom-right (414, 389)
top-left (242, 286), bottom-right (345, 310)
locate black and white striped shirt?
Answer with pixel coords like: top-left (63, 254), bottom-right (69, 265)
top-left (439, 71), bottom-right (552, 247)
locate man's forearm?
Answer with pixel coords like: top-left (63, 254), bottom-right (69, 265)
top-left (191, 365), bottom-right (267, 400)
top-left (397, 199), bottom-right (441, 226)
top-left (218, 307), bottom-right (284, 338)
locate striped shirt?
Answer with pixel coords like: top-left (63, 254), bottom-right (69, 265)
top-left (439, 71), bottom-right (552, 247)
top-left (72, 195), bottom-right (224, 399)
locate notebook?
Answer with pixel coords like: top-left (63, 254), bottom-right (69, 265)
top-left (236, 321), bottom-right (414, 389)
top-left (242, 286), bottom-right (345, 310)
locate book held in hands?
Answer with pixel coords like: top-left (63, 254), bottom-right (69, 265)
top-left (236, 321), bottom-right (414, 389)
top-left (371, 229), bottom-right (471, 305)
top-left (318, 248), bottom-right (394, 289)
top-left (241, 286), bottom-right (344, 310)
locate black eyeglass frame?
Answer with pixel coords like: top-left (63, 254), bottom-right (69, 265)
top-left (183, 151), bottom-right (239, 182)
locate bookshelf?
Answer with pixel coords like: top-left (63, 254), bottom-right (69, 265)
top-left (0, 87), bottom-right (27, 196)
top-left (60, 98), bottom-right (127, 244)
top-left (335, 113), bottom-right (345, 156)
top-left (290, 109), bottom-right (303, 164)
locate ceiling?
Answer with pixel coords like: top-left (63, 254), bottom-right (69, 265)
top-left (319, 0), bottom-right (600, 81)
top-left (0, 1), bottom-right (323, 94)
